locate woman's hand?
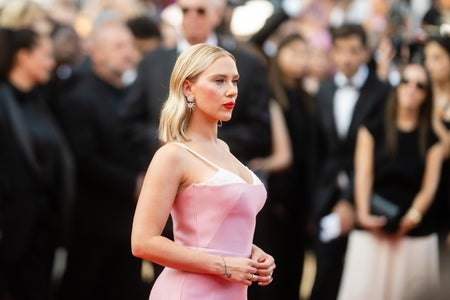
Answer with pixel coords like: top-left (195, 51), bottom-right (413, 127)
top-left (221, 256), bottom-right (261, 286)
top-left (393, 214), bottom-right (420, 239)
top-left (358, 213), bottom-right (387, 238)
top-left (249, 245), bottom-right (276, 286)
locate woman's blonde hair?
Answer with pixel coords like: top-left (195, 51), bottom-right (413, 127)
top-left (159, 43), bottom-right (235, 142)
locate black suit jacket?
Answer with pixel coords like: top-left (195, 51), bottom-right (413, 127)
top-left (57, 69), bottom-right (139, 243)
top-left (0, 83), bottom-right (73, 261)
top-left (123, 40), bottom-right (272, 168)
top-left (312, 71), bottom-right (391, 219)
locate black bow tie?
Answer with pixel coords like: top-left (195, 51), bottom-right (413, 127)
top-left (339, 81), bottom-right (356, 89)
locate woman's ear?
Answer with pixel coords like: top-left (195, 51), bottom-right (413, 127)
top-left (182, 79), bottom-right (193, 97)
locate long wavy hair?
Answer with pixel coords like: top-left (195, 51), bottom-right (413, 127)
top-left (159, 43), bottom-right (235, 142)
top-left (384, 63), bottom-right (433, 158)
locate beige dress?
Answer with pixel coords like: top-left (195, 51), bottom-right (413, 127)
top-left (338, 230), bottom-right (439, 300)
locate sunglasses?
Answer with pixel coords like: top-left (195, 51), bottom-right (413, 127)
top-left (399, 77), bottom-right (428, 91)
top-left (181, 7), bottom-right (206, 15)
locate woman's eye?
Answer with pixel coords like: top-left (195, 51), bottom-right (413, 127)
top-left (215, 78), bottom-right (225, 84)
top-left (232, 79), bottom-right (239, 85)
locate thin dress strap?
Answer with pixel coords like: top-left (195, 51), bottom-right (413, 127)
top-left (174, 142), bottom-right (222, 170)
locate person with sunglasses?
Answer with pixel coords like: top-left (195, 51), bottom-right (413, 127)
top-left (338, 63), bottom-right (444, 299)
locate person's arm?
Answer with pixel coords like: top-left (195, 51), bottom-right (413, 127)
top-left (432, 110), bottom-right (450, 159)
top-left (396, 142), bottom-right (444, 236)
top-left (374, 36), bottom-right (396, 83)
top-left (354, 126), bottom-right (386, 232)
top-left (247, 100), bottom-right (292, 173)
top-left (131, 143), bottom-right (261, 285)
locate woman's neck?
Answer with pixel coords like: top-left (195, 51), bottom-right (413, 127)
top-left (186, 118), bottom-right (219, 145)
top-left (396, 108), bottom-right (419, 131)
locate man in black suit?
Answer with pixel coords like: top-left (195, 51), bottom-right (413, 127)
top-left (123, 0), bottom-right (272, 169)
top-left (56, 16), bottom-right (150, 300)
top-left (309, 24), bottom-right (391, 300)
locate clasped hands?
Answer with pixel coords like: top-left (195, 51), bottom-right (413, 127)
top-left (222, 246), bottom-right (275, 286)
top-left (358, 211), bottom-right (420, 240)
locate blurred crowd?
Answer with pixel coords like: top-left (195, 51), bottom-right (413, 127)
top-left (0, 0), bottom-right (449, 299)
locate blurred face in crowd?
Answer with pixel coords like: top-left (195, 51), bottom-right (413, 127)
top-left (91, 22), bottom-right (136, 83)
top-left (424, 41), bottom-right (450, 84)
top-left (17, 35), bottom-right (55, 86)
top-left (52, 25), bottom-right (84, 66)
top-left (277, 38), bottom-right (308, 84)
top-left (332, 35), bottom-right (368, 78)
top-left (397, 64), bottom-right (429, 112)
top-left (178, 0), bottom-right (222, 45)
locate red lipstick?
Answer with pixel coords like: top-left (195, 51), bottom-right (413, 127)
top-left (224, 102), bottom-right (235, 110)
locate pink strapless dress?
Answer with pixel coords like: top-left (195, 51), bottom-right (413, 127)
top-left (149, 144), bottom-right (266, 300)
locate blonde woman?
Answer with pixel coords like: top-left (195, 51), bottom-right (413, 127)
top-left (131, 44), bottom-right (275, 299)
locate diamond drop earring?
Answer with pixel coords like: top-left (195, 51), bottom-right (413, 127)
top-left (186, 95), bottom-right (195, 111)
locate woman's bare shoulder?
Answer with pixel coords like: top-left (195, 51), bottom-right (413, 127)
top-left (151, 142), bottom-right (190, 167)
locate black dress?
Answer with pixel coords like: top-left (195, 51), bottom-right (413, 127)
top-left (367, 120), bottom-right (439, 236)
top-left (438, 120), bottom-right (450, 231)
top-left (253, 86), bottom-right (314, 300)
top-left (439, 119), bottom-right (450, 300)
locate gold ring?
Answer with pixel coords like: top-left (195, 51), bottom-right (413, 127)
top-left (250, 274), bottom-right (256, 281)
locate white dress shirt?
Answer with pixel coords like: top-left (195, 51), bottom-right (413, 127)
top-left (333, 65), bottom-right (368, 140)
top-left (333, 65), bottom-right (369, 192)
top-left (177, 34), bottom-right (219, 53)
